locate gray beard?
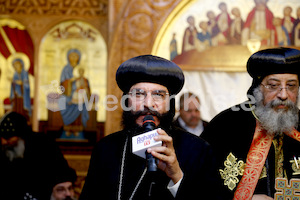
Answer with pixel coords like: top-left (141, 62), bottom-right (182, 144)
top-left (253, 87), bottom-right (299, 136)
top-left (4, 139), bottom-right (25, 162)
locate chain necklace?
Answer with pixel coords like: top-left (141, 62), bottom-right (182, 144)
top-left (117, 136), bottom-right (147, 200)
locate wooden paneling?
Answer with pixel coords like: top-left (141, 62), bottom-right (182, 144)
top-left (64, 154), bottom-right (91, 197)
top-left (106, 0), bottom-right (181, 135)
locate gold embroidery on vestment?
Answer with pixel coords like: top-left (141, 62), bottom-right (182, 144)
top-left (259, 166), bottom-right (267, 179)
top-left (290, 159), bottom-right (300, 175)
top-left (273, 136), bottom-right (284, 178)
top-left (220, 152), bottom-right (245, 190)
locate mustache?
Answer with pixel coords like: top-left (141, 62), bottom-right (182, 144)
top-left (132, 107), bottom-right (162, 117)
top-left (270, 99), bottom-right (296, 109)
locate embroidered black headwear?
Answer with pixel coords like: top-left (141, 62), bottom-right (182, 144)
top-left (247, 47), bottom-right (300, 95)
top-left (0, 111), bottom-right (30, 139)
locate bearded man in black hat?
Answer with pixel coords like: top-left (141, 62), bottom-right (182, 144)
top-left (201, 47), bottom-right (300, 200)
top-left (79, 55), bottom-right (223, 200)
top-left (51, 166), bottom-right (77, 200)
top-left (0, 111), bottom-right (71, 200)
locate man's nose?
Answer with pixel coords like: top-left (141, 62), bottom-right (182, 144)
top-left (65, 189), bottom-right (72, 197)
top-left (143, 92), bottom-right (155, 108)
top-left (277, 88), bottom-right (288, 100)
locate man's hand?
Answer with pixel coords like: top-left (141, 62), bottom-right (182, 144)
top-left (147, 128), bottom-right (183, 184)
top-left (252, 194), bottom-right (274, 200)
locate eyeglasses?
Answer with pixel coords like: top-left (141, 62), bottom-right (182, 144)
top-left (261, 83), bottom-right (299, 93)
top-left (128, 89), bottom-right (169, 102)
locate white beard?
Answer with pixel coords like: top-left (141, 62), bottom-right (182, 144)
top-left (4, 138), bottom-right (25, 162)
top-left (253, 87), bottom-right (299, 136)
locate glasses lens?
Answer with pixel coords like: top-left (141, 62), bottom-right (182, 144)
top-left (151, 91), bottom-right (167, 101)
top-left (129, 89), bottom-right (168, 102)
top-left (129, 89), bottom-right (146, 101)
top-left (287, 85), bottom-right (299, 92)
top-left (266, 84), bottom-right (299, 92)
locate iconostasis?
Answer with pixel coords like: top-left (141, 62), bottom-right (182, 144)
top-left (0, 18), bottom-right (107, 139)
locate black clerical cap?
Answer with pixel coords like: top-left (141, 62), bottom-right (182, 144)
top-left (247, 47), bottom-right (300, 95)
top-left (52, 166), bottom-right (77, 187)
top-left (116, 55), bottom-right (184, 95)
top-left (0, 111), bottom-right (29, 139)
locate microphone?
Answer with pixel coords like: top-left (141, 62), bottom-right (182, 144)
top-left (143, 115), bottom-right (156, 132)
top-left (143, 115), bottom-right (158, 172)
top-left (131, 116), bottom-right (161, 164)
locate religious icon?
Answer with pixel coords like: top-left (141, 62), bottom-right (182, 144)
top-left (59, 49), bottom-right (90, 140)
top-left (9, 56), bottom-right (31, 121)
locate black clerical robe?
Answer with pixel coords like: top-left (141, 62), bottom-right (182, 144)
top-left (201, 102), bottom-right (300, 199)
top-left (80, 126), bottom-right (224, 200)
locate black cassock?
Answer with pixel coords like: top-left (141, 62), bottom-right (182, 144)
top-left (80, 126), bottom-right (224, 200)
top-left (201, 102), bottom-right (300, 199)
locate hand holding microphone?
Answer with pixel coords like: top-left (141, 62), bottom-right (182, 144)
top-left (132, 115), bottom-right (183, 183)
top-left (146, 127), bottom-right (184, 185)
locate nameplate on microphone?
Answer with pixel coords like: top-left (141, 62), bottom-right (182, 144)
top-left (132, 129), bottom-right (162, 159)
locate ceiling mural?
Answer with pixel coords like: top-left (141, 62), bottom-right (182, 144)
top-left (154, 0), bottom-right (300, 71)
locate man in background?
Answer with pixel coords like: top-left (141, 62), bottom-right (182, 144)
top-left (0, 111), bottom-right (72, 200)
top-left (174, 92), bottom-right (208, 136)
top-left (51, 166), bottom-right (77, 200)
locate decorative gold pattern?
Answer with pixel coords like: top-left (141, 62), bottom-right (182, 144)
top-left (273, 136), bottom-right (284, 178)
top-left (290, 159), bottom-right (300, 175)
top-left (220, 152), bottom-right (245, 190)
top-left (259, 166), bottom-right (267, 179)
top-left (233, 123), bottom-right (274, 200)
top-left (0, 0), bottom-right (108, 16)
top-left (124, 13), bottom-right (153, 42)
